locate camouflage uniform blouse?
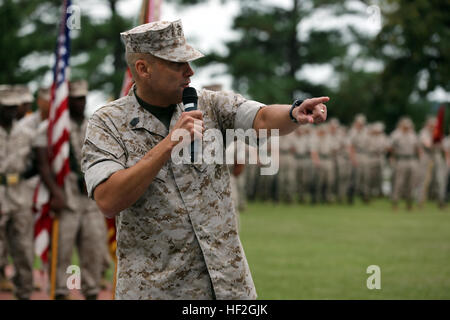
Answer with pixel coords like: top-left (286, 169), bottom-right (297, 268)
top-left (81, 87), bottom-right (264, 300)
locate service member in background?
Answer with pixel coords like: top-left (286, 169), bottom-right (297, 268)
top-left (311, 123), bottom-right (336, 204)
top-left (35, 80), bottom-right (108, 300)
top-left (277, 131), bottom-right (297, 204)
top-left (417, 117), bottom-right (448, 209)
top-left (366, 122), bottom-right (390, 200)
top-left (293, 125), bottom-right (314, 204)
top-left (348, 114), bottom-right (370, 203)
top-left (13, 85), bottom-right (34, 120)
top-left (0, 87), bottom-right (35, 299)
top-left (333, 122), bottom-right (352, 204)
top-left (389, 117), bottom-right (421, 211)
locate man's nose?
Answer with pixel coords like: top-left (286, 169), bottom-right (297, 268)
top-left (184, 63), bottom-right (194, 77)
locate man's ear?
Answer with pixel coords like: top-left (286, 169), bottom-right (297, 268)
top-left (135, 59), bottom-right (152, 79)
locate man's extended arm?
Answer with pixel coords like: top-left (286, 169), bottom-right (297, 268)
top-left (252, 97), bottom-right (329, 135)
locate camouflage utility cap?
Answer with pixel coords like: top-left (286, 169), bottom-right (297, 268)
top-left (69, 80), bottom-right (88, 98)
top-left (0, 88), bottom-right (21, 106)
top-left (13, 85), bottom-right (33, 104)
top-left (120, 19), bottom-right (204, 63)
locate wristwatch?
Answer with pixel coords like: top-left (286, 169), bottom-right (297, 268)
top-left (289, 99), bottom-right (304, 123)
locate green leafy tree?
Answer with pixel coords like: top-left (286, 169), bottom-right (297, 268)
top-left (0, 0), bottom-right (61, 84)
top-left (363, 0), bottom-right (449, 130)
top-left (0, 0), bottom-right (133, 98)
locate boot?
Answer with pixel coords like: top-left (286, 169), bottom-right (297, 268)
top-left (0, 272), bottom-right (14, 292)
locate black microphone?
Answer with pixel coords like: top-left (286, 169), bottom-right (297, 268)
top-left (182, 87), bottom-right (198, 163)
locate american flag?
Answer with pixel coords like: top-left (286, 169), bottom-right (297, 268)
top-left (33, 0), bottom-right (72, 265)
top-left (433, 105), bottom-right (446, 143)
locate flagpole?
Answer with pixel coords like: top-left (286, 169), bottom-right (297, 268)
top-left (49, 218), bottom-right (59, 300)
top-left (112, 256), bottom-right (117, 300)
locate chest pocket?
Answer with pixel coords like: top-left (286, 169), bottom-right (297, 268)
top-left (154, 166), bottom-right (168, 183)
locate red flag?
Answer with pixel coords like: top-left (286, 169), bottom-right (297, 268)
top-left (33, 0), bottom-right (72, 265)
top-left (433, 105), bottom-right (445, 143)
top-left (110, 0), bottom-right (162, 259)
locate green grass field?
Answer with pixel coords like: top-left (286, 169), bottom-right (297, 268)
top-left (238, 199), bottom-right (450, 300)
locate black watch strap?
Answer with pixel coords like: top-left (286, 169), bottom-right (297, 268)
top-left (289, 99), bottom-right (304, 123)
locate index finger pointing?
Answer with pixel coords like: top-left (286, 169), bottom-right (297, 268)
top-left (302, 97), bottom-right (330, 109)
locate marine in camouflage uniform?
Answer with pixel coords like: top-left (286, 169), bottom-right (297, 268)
top-left (334, 123), bottom-right (352, 203)
top-left (0, 88), bottom-right (35, 299)
top-left (35, 81), bottom-right (108, 300)
top-left (276, 132), bottom-right (297, 203)
top-left (389, 118), bottom-right (421, 210)
top-left (81, 20), bottom-right (329, 300)
top-left (256, 136), bottom-right (278, 202)
top-left (417, 117), bottom-right (447, 208)
top-left (366, 122), bottom-right (389, 200)
top-left (292, 125), bottom-right (313, 203)
top-left (13, 85), bottom-right (34, 120)
top-left (310, 124), bottom-right (336, 203)
top-left (348, 114), bottom-right (370, 203)
top-left (0, 86), bottom-right (12, 291)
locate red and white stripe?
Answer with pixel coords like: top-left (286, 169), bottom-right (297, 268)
top-left (33, 0), bottom-right (72, 265)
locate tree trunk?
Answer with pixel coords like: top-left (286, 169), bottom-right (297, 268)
top-left (109, 0), bottom-right (126, 98)
top-left (288, 0), bottom-right (301, 98)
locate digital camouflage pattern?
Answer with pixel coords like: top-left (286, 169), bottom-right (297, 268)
top-left (310, 124), bottom-right (337, 203)
top-left (390, 127), bottom-right (420, 204)
top-left (349, 125), bottom-right (370, 200)
top-left (120, 20), bottom-right (204, 63)
top-left (0, 119), bottom-right (35, 213)
top-left (292, 126), bottom-right (314, 202)
top-left (0, 116), bottom-right (36, 299)
top-left (81, 86), bottom-right (264, 300)
top-left (277, 131), bottom-right (296, 203)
